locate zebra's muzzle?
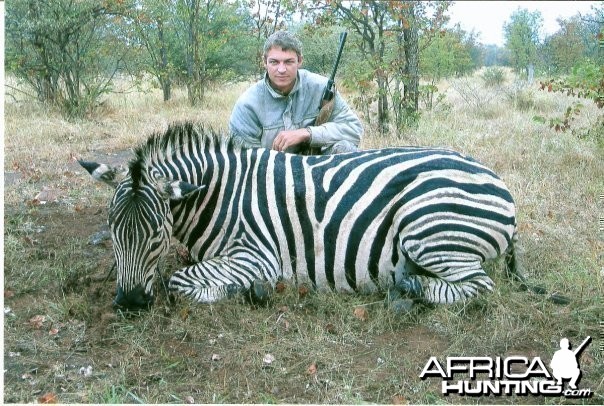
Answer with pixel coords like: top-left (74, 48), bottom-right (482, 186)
top-left (113, 285), bottom-right (154, 311)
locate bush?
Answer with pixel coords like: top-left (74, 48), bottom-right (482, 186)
top-left (481, 67), bottom-right (507, 87)
top-left (505, 86), bottom-right (536, 111)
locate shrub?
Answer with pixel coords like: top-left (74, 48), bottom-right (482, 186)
top-left (481, 67), bottom-right (507, 87)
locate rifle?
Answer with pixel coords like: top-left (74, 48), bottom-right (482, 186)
top-left (573, 336), bottom-right (591, 357)
top-left (315, 32), bottom-right (347, 126)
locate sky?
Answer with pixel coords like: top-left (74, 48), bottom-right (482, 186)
top-left (447, 1), bottom-right (601, 46)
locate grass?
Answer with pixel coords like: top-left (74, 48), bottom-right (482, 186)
top-left (3, 70), bottom-right (604, 404)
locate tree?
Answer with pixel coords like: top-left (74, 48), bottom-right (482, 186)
top-left (240, 0), bottom-right (306, 76)
top-left (420, 25), bottom-right (478, 109)
top-left (503, 7), bottom-right (543, 81)
top-left (175, 0), bottom-right (247, 106)
top-left (5, 0), bottom-right (130, 117)
top-left (421, 25), bottom-right (477, 80)
top-left (128, 0), bottom-right (179, 101)
top-left (321, 0), bottom-right (449, 132)
top-left (542, 16), bottom-right (586, 75)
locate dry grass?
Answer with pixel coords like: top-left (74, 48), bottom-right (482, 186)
top-left (3, 71), bottom-right (604, 404)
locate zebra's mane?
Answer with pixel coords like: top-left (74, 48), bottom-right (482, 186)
top-left (128, 121), bottom-right (234, 189)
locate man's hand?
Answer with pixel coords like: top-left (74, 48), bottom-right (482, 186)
top-left (272, 128), bottom-right (311, 152)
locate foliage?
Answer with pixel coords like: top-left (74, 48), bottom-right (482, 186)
top-left (534, 59), bottom-right (604, 135)
top-left (298, 25), bottom-right (346, 76)
top-left (503, 7), bottom-right (543, 78)
top-left (317, 0), bottom-right (451, 133)
top-left (124, 0), bottom-right (180, 101)
top-left (5, 0), bottom-right (130, 118)
top-left (420, 25), bottom-right (477, 81)
top-left (481, 67), bottom-right (507, 87)
top-left (419, 24), bottom-right (479, 111)
top-left (176, 0), bottom-right (246, 106)
top-left (541, 16), bottom-right (587, 75)
top-left (480, 44), bottom-right (510, 67)
top-left (4, 0), bottom-right (603, 122)
top-left (241, 0), bottom-right (308, 75)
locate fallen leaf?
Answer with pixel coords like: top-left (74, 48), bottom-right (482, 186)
top-left (282, 319), bottom-right (290, 331)
top-left (580, 351), bottom-right (594, 366)
top-left (391, 395), bottom-right (408, 404)
top-left (307, 362), bottom-right (318, 375)
top-left (277, 305), bottom-right (289, 314)
top-left (29, 315), bottom-right (46, 329)
top-left (353, 306), bottom-right (368, 322)
top-left (275, 281), bottom-right (287, 293)
top-left (180, 307), bottom-right (190, 321)
top-left (298, 285), bottom-right (309, 299)
top-left (39, 393), bottom-right (58, 404)
top-left (49, 328), bottom-right (60, 336)
top-left (4, 290), bottom-right (15, 298)
top-left (325, 323), bottom-right (337, 335)
top-left (34, 187), bottom-right (60, 204)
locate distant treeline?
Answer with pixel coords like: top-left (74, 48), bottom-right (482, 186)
top-left (5, 0), bottom-right (603, 129)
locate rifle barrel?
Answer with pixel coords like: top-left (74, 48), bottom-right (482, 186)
top-left (321, 32), bottom-right (347, 104)
top-left (573, 336), bottom-right (591, 356)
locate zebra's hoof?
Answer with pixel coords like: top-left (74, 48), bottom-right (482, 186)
top-left (246, 279), bottom-right (273, 306)
top-left (389, 298), bottom-right (415, 314)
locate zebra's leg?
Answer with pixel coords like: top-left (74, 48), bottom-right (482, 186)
top-left (395, 254), bottom-right (495, 305)
top-left (168, 256), bottom-right (278, 304)
top-left (504, 241), bottom-right (570, 304)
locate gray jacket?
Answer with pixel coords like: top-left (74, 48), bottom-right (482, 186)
top-left (229, 69), bottom-right (363, 153)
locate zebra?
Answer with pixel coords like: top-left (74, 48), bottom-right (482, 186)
top-left (80, 121), bottom-right (525, 311)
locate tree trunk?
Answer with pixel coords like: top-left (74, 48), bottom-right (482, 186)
top-left (403, 2), bottom-right (419, 115)
top-left (157, 18), bottom-right (171, 102)
top-left (186, 0), bottom-right (203, 106)
top-left (376, 72), bottom-right (389, 133)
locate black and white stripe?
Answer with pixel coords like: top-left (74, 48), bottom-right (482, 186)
top-left (83, 122), bottom-right (518, 306)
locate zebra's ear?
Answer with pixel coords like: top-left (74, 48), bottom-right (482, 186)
top-left (79, 160), bottom-right (128, 188)
top-left (155, 178), bottom-right (205, 201)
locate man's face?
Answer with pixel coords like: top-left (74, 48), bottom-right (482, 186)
top-left (264, 46), bottom-right (302, 95)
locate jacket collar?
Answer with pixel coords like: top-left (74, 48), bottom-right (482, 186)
top-left (264, 71), bottom-right (301, 98)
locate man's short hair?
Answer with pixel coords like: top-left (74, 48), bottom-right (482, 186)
top-left (263, 31), bottom-right (303, 60)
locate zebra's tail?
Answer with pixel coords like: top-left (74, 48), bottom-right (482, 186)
top-left (504, 231), bottom-right (570, 305)
top-left (504, 232), bottom-right (525, 285)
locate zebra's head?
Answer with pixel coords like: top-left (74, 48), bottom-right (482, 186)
top-left (79, 160), bottom-right (202, 311)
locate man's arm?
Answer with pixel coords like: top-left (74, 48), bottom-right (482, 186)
top-left (229, 98), bottom-right (263, 148)
top-left (306, 91), bottom-right (363, 148)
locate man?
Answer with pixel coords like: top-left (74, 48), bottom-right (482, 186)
top-left (550, 338), bottom-right (581, 389)
top-left (229, 31), bottom-right (363, 154)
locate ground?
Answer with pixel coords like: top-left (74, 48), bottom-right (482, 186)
top-left (3, 166), bottom-right (602, 404)
top-left (4, 76), bottom-right (603, 404)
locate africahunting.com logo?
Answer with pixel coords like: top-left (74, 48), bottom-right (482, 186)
top-left (420, 336), bottom-right (592, 398)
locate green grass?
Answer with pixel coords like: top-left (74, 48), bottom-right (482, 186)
top-left (4, 71), bottom-right (604, 404)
